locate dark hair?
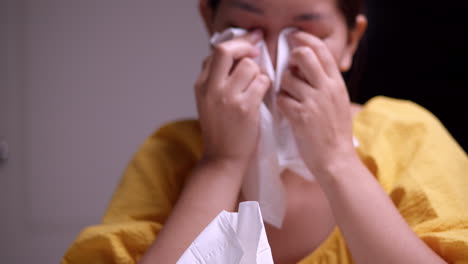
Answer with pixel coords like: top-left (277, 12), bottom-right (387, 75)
top-left (208, 0), bottom-right (364, 28)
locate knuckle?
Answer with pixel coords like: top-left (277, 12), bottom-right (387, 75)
top-left (307, 36), bottom-right (323, 47)
top-left (326, 78), bottom-right (342, 93)
top-left (194, 79), bottom-right (205, 94)
top-left (294, 47), bottom-right (313, 58)
top-left (240, 58), bottom-right (259, 73)
top-left (214, 95), bottom-right (228, 109)
top-left (250, 76), bottom-right (269, 93)
top-left (221, 95), bottom-right (229, 105)
top-left (295, 107), bottom-right (313, 124)
top-left (237, 102), bottom-right (250, 115)
top-left (316, 42), bottom-right (328, 54)
top-left (214, 43), bottom-right (231, 57)
top-left (260, 75), bottom-right (271, 88)
top-left (233, 96), bottom-right (245, 108)
top-left (203, 82), bottom-right (222, 99)
top-left (194, 80), bottom-right (202, 92)
top-left (297, 112), bottom-right (309, 123)
top-left (223, 95), bottom-right (250, 115)
top-left (201, 56), bottom-right (211, 69)
top-left (218, 94), bottom-right (236, 106)
top-left (322, 88), bottom-right (333, 102)
top-left (282, 71), bottom-right (292, 83)
top-left (316, 45), bottom-right (331, 61)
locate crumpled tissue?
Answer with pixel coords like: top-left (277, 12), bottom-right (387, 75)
top-left (177, 201), bottom-right (274, 264)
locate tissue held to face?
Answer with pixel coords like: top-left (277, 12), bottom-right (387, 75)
top-left (202, 0), bottom-right (364, 71)
top-left (196, 0), bottom-right (366, 171)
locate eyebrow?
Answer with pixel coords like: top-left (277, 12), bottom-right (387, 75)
top-left (228, 0), bottom-right (264, 15)
top-left (227, 0), bottom-right (325, 22)
top-left (293, 13), bottom-right (325, 22)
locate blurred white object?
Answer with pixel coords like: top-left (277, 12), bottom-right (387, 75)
top-left (177, 201), bottom-right (273, 264)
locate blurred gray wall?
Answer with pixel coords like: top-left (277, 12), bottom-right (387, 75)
top-left (0, 0), bottom-right (208, 263)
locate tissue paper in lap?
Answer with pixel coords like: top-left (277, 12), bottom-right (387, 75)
top-left (211, 28), bottom-right (314, 228)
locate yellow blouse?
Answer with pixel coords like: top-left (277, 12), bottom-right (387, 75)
top-left (62, 96), bottom-right (468, 264)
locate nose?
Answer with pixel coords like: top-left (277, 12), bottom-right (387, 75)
top-left (263, 32), bottom-right (280, 68)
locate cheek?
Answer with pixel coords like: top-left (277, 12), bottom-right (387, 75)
top-left (322, 39), bottom-right (342, 65)
top-left (322, 36), bottom-right (348, 67)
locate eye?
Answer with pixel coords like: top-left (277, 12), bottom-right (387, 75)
top-left (225, 20), bottom-right (258, 31)
top-left (296, 23), bottom-right (332, 40)
top-left (227, 23), bottom-right (244, 29)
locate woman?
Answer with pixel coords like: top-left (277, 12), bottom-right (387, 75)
top-left (63, 0), bottom-right (468, 263)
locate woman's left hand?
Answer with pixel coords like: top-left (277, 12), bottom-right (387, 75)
top-left (278, 31), bottom-right (357, 177)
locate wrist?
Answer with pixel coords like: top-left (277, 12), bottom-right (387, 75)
top-left (193, 156), bottom-right (247, 185)
top-left (181, 157), bottom-right (247, 212)
top-left (199, 154), bottom-right (250, 174)
top-left (314, 150), bottom-right (364, 190)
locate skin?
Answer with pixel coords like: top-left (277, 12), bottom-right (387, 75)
top-left (139, 0), bottom-right (448, 263)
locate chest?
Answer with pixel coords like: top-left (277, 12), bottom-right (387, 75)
top-left (264, 170), bottom-right (336, 264)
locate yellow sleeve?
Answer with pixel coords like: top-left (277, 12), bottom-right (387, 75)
top-left (62, 120), bottom-right (202, 264)
top-left (354, 96), bottom-right (468, 263)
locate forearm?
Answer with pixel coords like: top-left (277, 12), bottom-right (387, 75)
top-left (139, 159), bottom-right (244, 263)
top-left (318, 154), bottom-right (446, 264)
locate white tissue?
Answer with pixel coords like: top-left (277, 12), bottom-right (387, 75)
top-left (177, 201), bottom-right (274, 264)
top-left (210, 28), bottom-right (312, 228)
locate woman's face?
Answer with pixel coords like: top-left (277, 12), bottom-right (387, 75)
top-left (200, 0), bottom-right (366, 71)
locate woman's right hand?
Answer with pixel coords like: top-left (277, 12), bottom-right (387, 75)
top-left (194, 30), bottom-right (271, 171)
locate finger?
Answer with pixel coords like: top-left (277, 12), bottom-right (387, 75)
top-left (289, 31), bottom-right (341, 78)
top-left (289, 46), bottom-right (327, 88)
top-left (276, 91), bottom-right (303, 121)
top-left (200, 56), bottom-right (213, 84)
top-left (242, 29), bottom-right (264, 44)
top-left (280, 68), bottom-right (318, 102)
top-left (243, 74), bottom-right (271, 107)
top-left (201, 56), bottom-right (211, 70)
top-left (209, 30), bottom-right (263, 85)
top-left (228, 58), bottom-right (261, 92)
top-left (194, 56), bottom-right (213, 96)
